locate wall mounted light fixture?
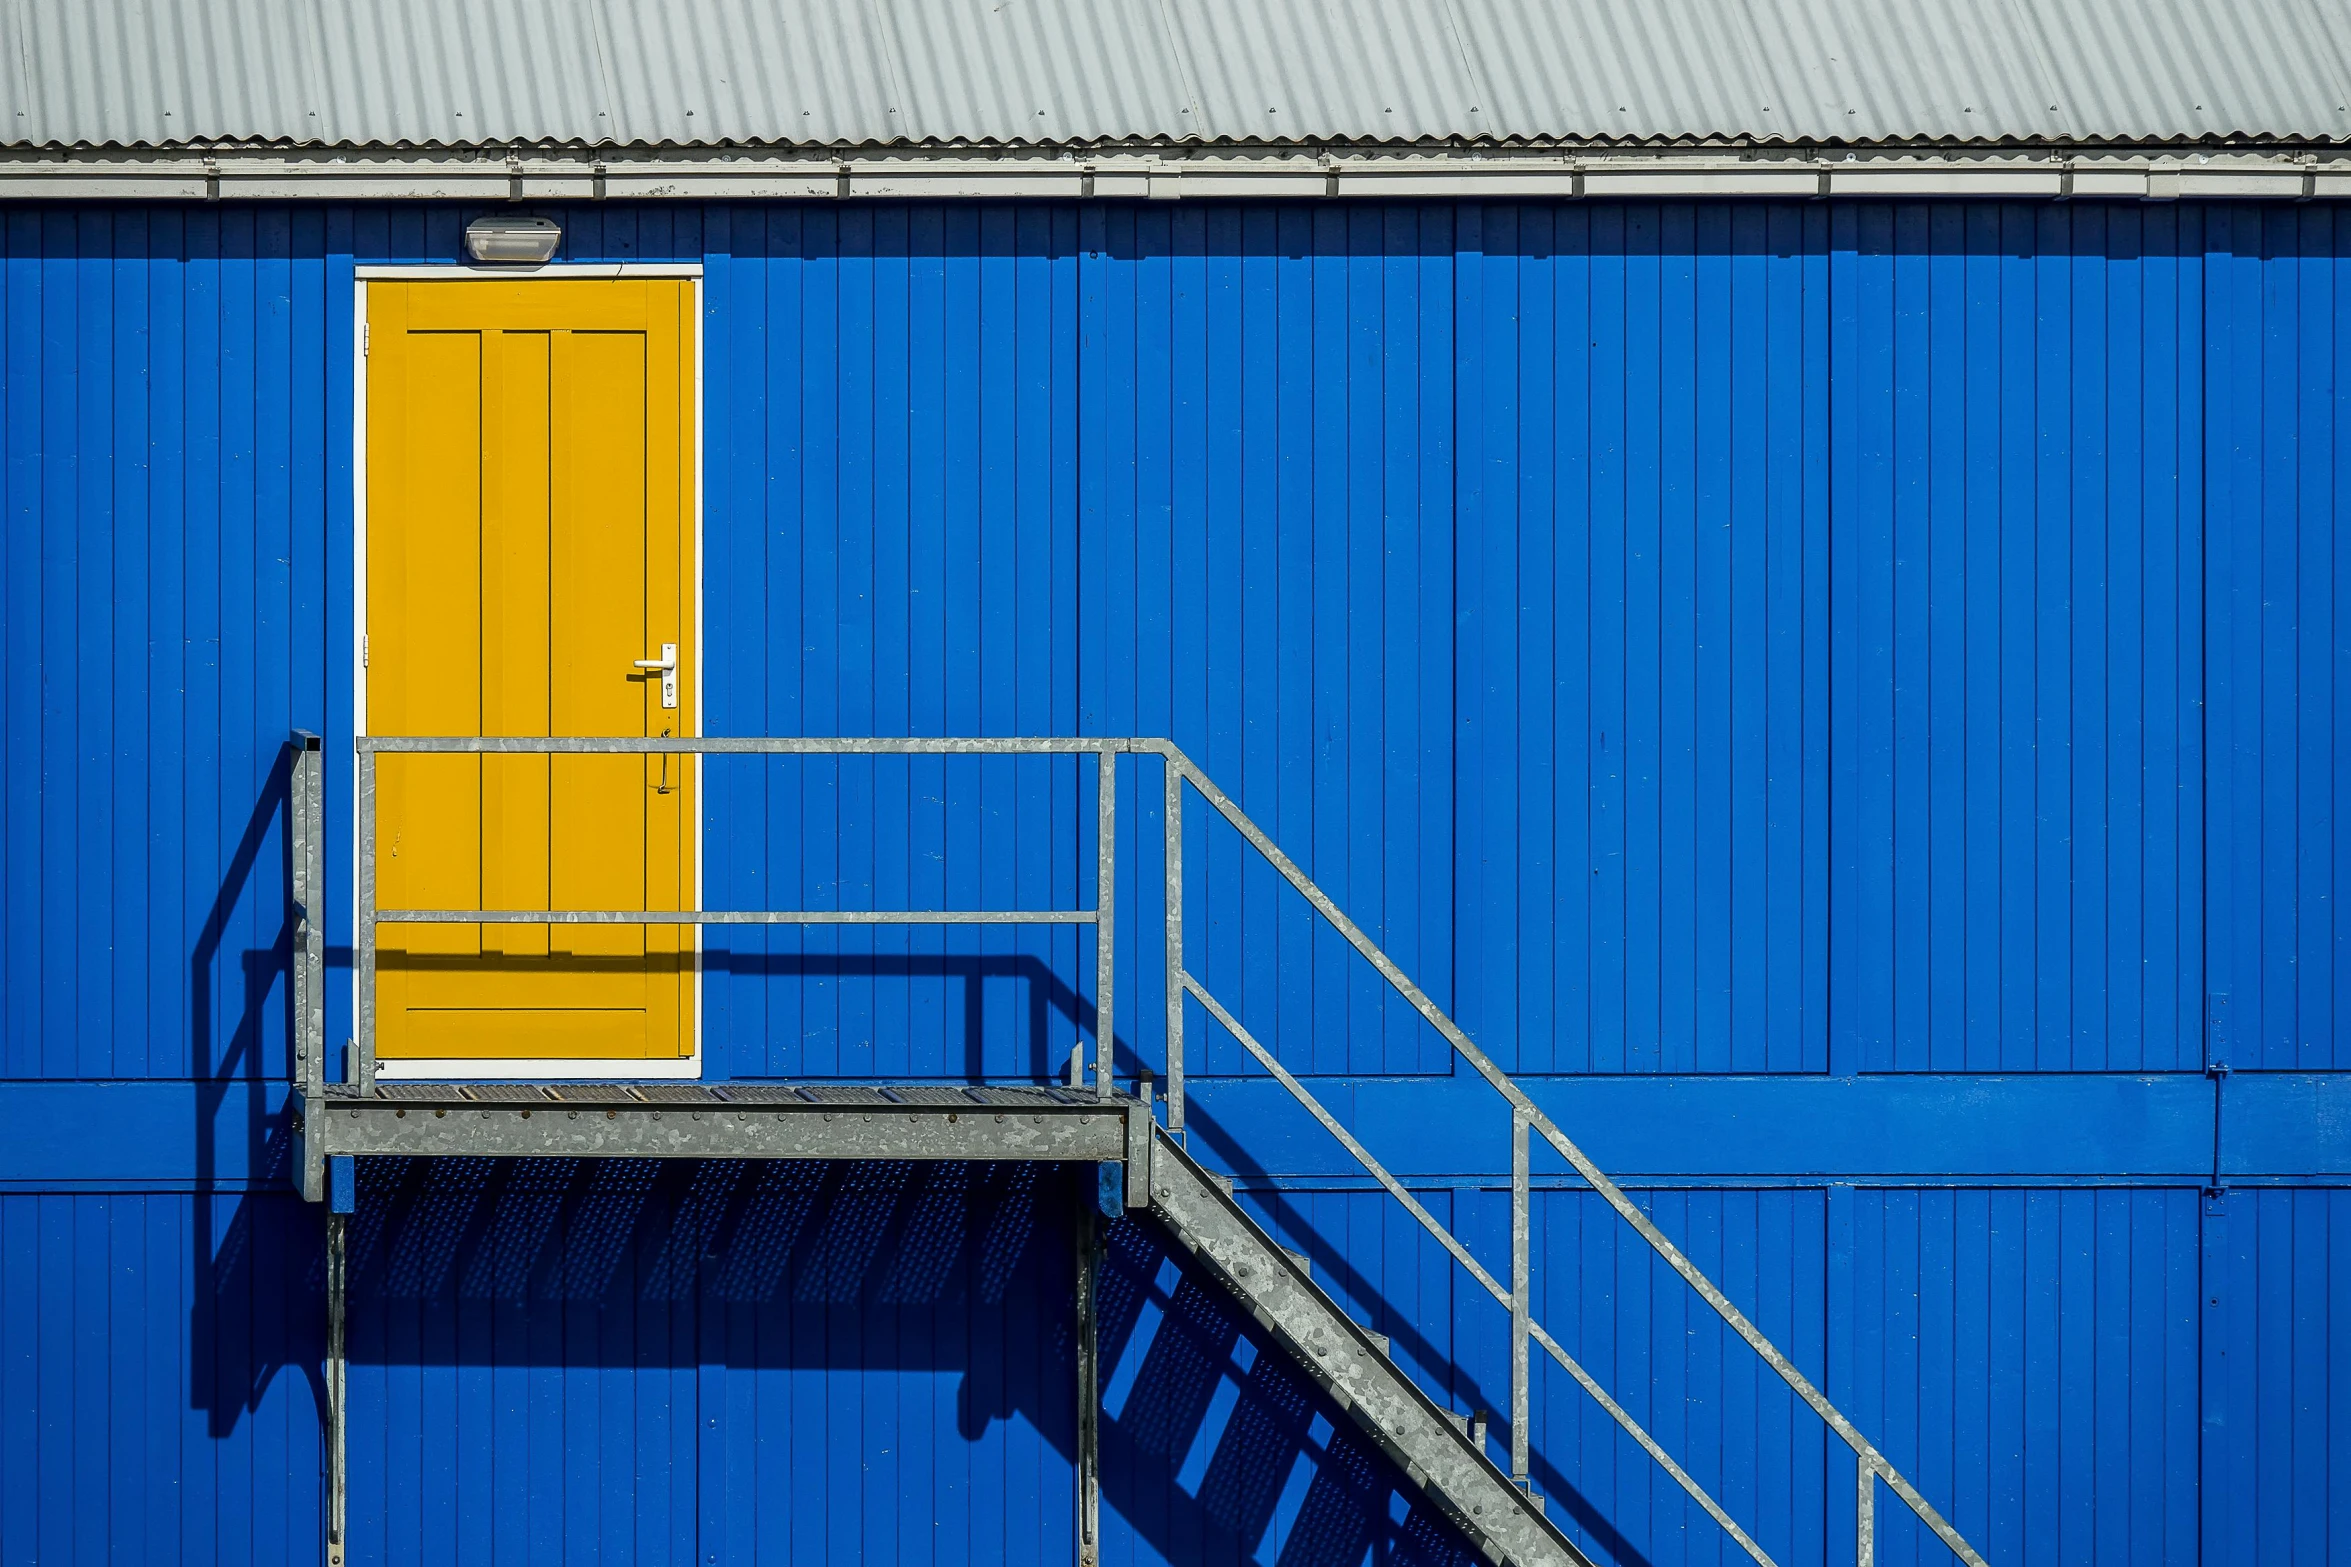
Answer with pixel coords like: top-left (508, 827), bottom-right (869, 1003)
top-left (464, 214), bottom-right (561, 263)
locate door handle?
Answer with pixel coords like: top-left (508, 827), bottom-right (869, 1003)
top-left (633, 643), bottom-right (678, 708)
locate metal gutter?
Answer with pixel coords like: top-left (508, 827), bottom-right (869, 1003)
top-left (0, 144), bottom-right (2343, 199)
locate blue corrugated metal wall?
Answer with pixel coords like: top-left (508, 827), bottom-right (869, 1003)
top-left (0, 200), bottom-right (2347, 1565)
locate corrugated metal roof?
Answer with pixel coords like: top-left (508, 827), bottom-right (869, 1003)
top-left (1, 0), bottom-right (2345, 150)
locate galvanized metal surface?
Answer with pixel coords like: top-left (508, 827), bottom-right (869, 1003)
top-left (300, 1085), bottom-right (1138, 1162)
top-left (1161, 760), bottom-right (1184, 1132)
top-left (352, 735), bottom-right (1131, 1091)
top-left (0, 0), bottom-right (2345, 151)
top-left (1145, 1129), bottom-right (1591, 1567)
top-left (1075, 1198), bottom-right (1102, 1567)
top-left (1510, 1108), bottom-right (1530, 1489)
top-left (289, 734), bottom-right (324, 1104)
top-left (1857, 1460), bottom-right (1876, 1566)
top-left (324, 1211), bottom-right (347, 1567)
top-left (1093, 749), bottom-right (1116, 1100)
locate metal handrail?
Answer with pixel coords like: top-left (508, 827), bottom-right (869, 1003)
top-left (291, 728), bottom-right (1990, 1566)
top-left (346, 734), bottom-right (1139, 1097)
top-left (1157, 746), bottom-right (1991, 1567)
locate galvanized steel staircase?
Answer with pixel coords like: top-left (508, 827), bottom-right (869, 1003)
top-left (291, 730), bottom-right (1994, 1567)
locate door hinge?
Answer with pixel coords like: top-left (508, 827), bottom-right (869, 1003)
top-left (361, 634), bottom-right (369, 669)
top-left (362, 322), bottom-right (370, 357)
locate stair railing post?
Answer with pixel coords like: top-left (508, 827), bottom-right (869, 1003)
top-left (326, 1207), bottom-right (348, 1566)
top-left (289, 732), bottom-right (325, 1103)
top-left (1856, 1457), bottom-right (1875, 1566)
top-left (356, 744), bottom-right (377, 1096)
top-left (1094, 746), bottom-right (1116, 1099)
top-left (1075, 1185), bottom-right (1102, 1565)
top-left (304, 733), bottom-right (325, 1099)
top-left (1163, 755), bottom-right (1183, 1132)
top-left (1511, 1105), bottom-right (1531, 1487)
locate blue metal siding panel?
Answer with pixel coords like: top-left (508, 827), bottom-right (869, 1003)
top-left (1453, 203), bottom-right (1831, 1077)
top-left (0, 1192), bottom-right (327, 1563)
top-left (1078, 203), bottom-right (1458, 1083)
top-left (2203, 1188), bottom-right (2351, 1566)
top-left (3, 213), bottom-right (34, 1083)
top-left (1832, 1189), bottom-right (2206, 1567)
top-left (1533, 1188), bottom-right (1829, 1567)
top-left (1832, 203), bottom-right (2209, 1073)
top-left (693, 210), bottom-right (1094, 1082)
top-left (2205, 204), bottom-right (2351, 1072)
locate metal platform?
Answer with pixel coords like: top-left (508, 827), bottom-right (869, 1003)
top-left (293, 1079), bottom-right (1154, 1197)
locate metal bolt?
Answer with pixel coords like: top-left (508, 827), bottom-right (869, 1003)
top-left (396, 1108), bottom-right (406, 1118)
top-left (521, 1109), bottom-right (531, 1118)
top-left (606, 1109), bottom-right (617, 1120)
top-left (434, 1108), bottom-right (445, 1118)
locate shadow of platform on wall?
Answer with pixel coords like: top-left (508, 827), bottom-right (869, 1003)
top-left (339, 1153), bottom-right (1493, 1567)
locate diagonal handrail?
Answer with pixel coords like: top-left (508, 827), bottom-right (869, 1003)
top-left (1159, 744), bottom-right (1990, 1567)
top-left (1183, 973), bottom-right (1780, 1567)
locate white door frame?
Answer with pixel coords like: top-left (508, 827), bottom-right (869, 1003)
top-left (352, 263), bottom-right (707, 1080)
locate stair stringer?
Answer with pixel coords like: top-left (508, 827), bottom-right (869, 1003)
top-left (1143, 1129), bottom-right (1590, 1567)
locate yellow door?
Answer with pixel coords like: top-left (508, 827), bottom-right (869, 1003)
top-left (365, 278), bottom-right (697, 1064)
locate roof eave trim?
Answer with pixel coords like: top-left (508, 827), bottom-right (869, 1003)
top-left (0, 145), bottom-right (2340, 201)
